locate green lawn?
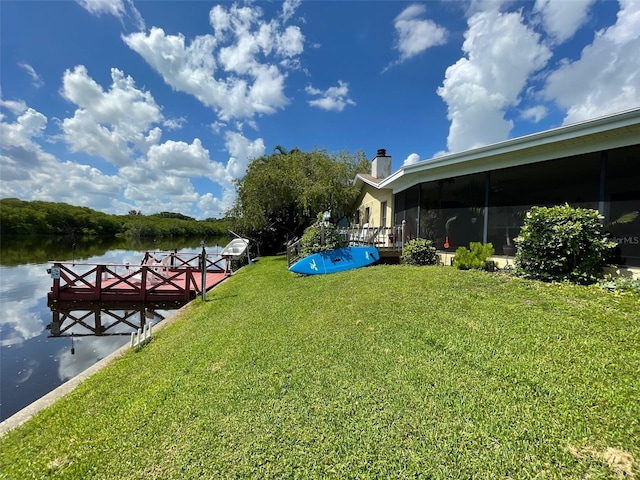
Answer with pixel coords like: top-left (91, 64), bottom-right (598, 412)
top-left (1, 257), bottom-right (638, 479)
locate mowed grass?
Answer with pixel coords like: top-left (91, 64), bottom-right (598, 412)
top-left (1, 257), bottom-right (639, 479)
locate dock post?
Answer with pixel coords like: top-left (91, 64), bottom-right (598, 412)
top-left (184, 268), bottom-right (192, 302)
top-left (95, 265), bottom-right (103, 302)
top-left (140, 266), bottom-right (147, 302)
top-left (200, 241), bottom-right (206, 302)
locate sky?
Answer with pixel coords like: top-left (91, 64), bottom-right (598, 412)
top-left (1, 0), bottom-right (639, 220)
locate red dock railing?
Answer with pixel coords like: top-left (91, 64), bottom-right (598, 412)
top-left (48, 251), bottom-right (230, 304)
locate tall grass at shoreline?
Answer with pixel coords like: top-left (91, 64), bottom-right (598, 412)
top-left (1, 257), bottom-right (638, 479)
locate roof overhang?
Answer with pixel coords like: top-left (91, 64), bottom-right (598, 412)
top-left (379, 107), bottom-right (640, 193)
top-left (354, 173), bottom-right (391, 190)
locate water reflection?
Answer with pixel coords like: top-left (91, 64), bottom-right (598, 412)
top-left (0, 236), bottom-right (226, 422)
top-left (47, 301), bottom-right (183, 338)
top-left (0, 235), bottom-right (222, 267)
top-left (57, 336), bottom-right (129, 382)
top-left (49, 302), bottom-right (184, 382)
top-left (0, 262), bottom-right (51, 349)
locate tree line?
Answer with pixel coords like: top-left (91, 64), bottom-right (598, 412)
top-left (0, 198), bottom-right (229, 239)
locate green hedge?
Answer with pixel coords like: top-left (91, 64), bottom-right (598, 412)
top-left (401, 238), bottom-right (438, 266)
top-left (515, 204), bottom-right (616, 284)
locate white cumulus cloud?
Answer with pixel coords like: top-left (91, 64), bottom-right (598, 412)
top-left (392, 4), bottom-right (448, 65)
top-left (0, 102), bottom-right (57, 187)
top-left (225, 131), bottom-right (266, 179)
top-left (123, 3), bottom-right (304, 122)
top-left (198, 193), bottom-right (229, 220)
top-left (146, 139), bottom-right (213, 176)
top-left (306, 81), bottom-right (356, 112)
top-left (534, 0), bottom-right (596, 44)
top-left (403, 153), bottom-right (421, 166)
top-left (437, 6), bottom-right (551, 153)
top-left (122, 130), bottom-right (265, 217)
top-left (61, 65), bottom-right (164, 166)
top-left (544, 0), bottom-right (640, 124)
top-left (1, 107), bottom-right (47, 148)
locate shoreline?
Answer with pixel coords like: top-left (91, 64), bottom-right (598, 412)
top-left (0, 299), bottom-right (195, 437)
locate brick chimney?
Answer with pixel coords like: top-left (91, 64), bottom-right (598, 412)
top-left (371, 148), bottom-right (391, 179)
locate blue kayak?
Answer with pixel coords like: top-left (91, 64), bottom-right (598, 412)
top-left (289, 246), bottom-right (379, 275)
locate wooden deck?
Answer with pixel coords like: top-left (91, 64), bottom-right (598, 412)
top-left (48, 251), bottom-right (231, 304)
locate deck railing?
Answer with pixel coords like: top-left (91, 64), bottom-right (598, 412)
top-left (140, 250), bottom-right (228, 273)
top-left (48, 251), bottom-right (229, 303)
top-left (338, 224), bottom-right (406, 249)
top-left (286, 238), bottom-right (303, 267)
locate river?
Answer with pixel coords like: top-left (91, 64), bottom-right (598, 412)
top-left (0, 235), bottom-right (226, 422)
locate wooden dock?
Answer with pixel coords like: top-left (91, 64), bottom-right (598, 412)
top-left (48, 251), bottom-right (231, 304)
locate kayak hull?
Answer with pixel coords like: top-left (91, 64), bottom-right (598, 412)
top-left (289, 246), bottom-right (379, 275)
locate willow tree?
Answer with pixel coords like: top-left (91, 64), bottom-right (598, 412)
top-left (229, 148), bottom-right (370, 254)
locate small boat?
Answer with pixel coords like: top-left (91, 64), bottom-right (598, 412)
top-left (220, 238), bottom-right (250, 260)
top-left (289, 246), bottom-right (379, 275)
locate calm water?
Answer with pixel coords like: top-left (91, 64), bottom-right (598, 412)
top-left (0, 236), bottom-right (225, 422)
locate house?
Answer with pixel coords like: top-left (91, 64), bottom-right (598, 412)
top-left (353, 107), bottom-right (640, 271)
top-left (353, 149), bottom-right (394, 238)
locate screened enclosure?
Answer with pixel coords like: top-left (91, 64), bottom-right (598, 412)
top-left (393, 144), bottom-right (640, 266)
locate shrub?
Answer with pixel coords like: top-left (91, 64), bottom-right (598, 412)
top-left (514, 204), bottom-right (616, 285)
top-left (401, 238), bottom-right (438, 266)
top-left (300, 214), bottom-right (344, 257)
top-left (453, 242), bottom-right (495, 270)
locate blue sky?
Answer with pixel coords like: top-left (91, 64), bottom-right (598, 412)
top-left (1, 0), bottom-right (639, 219)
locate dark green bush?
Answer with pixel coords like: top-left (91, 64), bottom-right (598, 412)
top-left (401, 238), bottom-right (438, 266)
top-left (514, 205), bottom-right (616, 284)
top-left (300, 214), bottom-right (344, 257)
top-left (453, 242), bottom-right (495, 270)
